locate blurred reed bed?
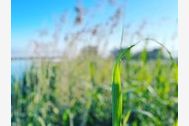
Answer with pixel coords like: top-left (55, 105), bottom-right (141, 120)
top-left (11, 0), bottom-right (177, 125)
top-left (11, 49), bottom-right (178, 125)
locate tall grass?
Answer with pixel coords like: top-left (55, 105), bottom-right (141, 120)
top-left (11, 0), bottom-right (177, 125)
top-left (12, 43), bottom-right (177, 126)
top-left (112, 44), bottom-right (135, 126)
top-left (111, 40), bottom-right (176, 126)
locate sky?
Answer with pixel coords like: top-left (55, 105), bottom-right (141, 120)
top-left (12, 0), bottom-right (178, 55)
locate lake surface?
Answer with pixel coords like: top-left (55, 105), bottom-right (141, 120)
top-left (11, 60), bottom-right (31, 80)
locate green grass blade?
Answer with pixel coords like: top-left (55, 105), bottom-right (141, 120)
top-left (112, 44), bottom-right (137, 126)
top-left (123, 111), bottom-right (131, 126)
top-left (112, 62), bottom-right (122, 126)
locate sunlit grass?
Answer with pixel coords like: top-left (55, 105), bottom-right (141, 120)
top-left (11, 46), bottom-right (177, 126)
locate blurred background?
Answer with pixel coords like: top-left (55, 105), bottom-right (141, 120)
top-left (11, 0), bottom-right (178, 125)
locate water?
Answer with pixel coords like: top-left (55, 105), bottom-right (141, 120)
top-left (11, 60), bottom-right (31, 80)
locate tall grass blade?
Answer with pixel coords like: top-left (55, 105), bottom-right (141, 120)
top-left (112, 44), bottom-right (137, 126)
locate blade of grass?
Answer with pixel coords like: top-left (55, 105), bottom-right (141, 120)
top-left (112, 44), bottom-right (137, 126)
top-left (123, 111), bottom-right (131, 126)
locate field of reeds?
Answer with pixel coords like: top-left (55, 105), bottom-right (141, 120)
top-left (11, 1), bottom-right (177, 125)
top-left (11, 45), bottom-right (178, 126)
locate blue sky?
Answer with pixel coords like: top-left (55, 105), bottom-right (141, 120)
top-left (12, 0), bottom-right (178, 54)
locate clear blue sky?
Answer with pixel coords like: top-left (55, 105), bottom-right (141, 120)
top-left (12, 0), bottom-right (178, 53)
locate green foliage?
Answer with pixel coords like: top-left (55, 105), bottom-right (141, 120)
top-left (12, 47), bottom-right (177, 126)
top-left (112, 62), bottom-right (122, 126)
top-left (112, 45), bottom-right (136, 126)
